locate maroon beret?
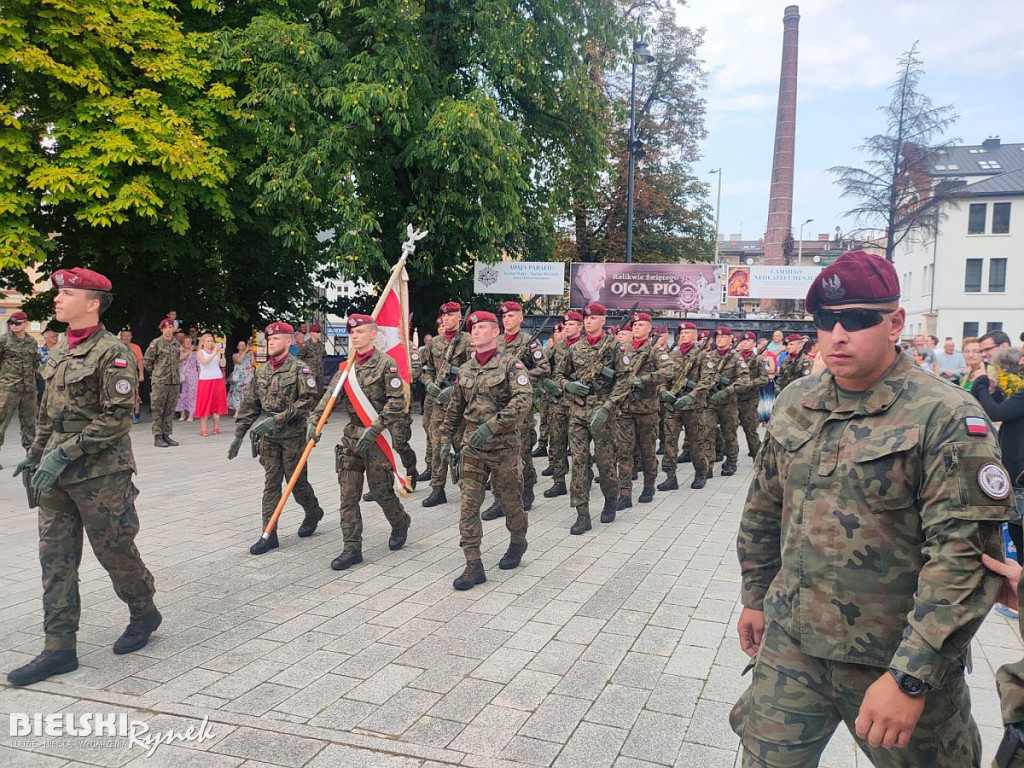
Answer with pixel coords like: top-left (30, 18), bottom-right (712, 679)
top-left (346, 314), bottom-right (375, 331)
top-left (583, 302), bottom-right (607, 317)
top-left (677, 321), bottom-right (697, 331)
top-left (467, 310), bottom-right (498, 330)
top-left (805, 250), bottom-right (900, 312)
top-left (698, 329), bottom-right (711, 338)
top-left (158, 318), bottom-right (175, 330)
top-left (310, 323), bottom-right (323, 333)
top-left (563, 311), bottom-right (583, 323)
top-left (631, 312), bottom-right (652, 324)
top-left (265, 321), bottom-right (295, 337)
top-left (7, 310), bottom-right (28, 323)
top-left (743, 331), bottom-right (757, 341)
top-left (620, 323), bottom-right (633, 332)
top-left (51, 267), bottom-right (112, 292)
top-left (553, 322), bottom-right (564, 332)
top-left (716, 325), bottom-right (732, 336)
top-left (436, 316), bottom-right (443, 326)
top-left (498, 301), bottom-right (523, 314)
top-left (785, 333), bottom-right (803, 343)
top-left (439, 301), bottom-right (462, 315)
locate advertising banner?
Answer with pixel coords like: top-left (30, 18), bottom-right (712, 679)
top-left (473, 261), bottom-right (566, 295)
top-left (568, 263), bottom-right (719, 312)
top-left (726, 265), bottom-right (821, 300)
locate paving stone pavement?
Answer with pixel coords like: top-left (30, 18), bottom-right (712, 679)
top-left (0, 414), bottom-right (1019, 767)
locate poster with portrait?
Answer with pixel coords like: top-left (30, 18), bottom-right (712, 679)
top-left (568, 263), bottom-right (719, 312)
top-left (725, 265), bottom-right (821, 299)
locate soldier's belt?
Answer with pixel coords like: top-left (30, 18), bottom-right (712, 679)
top-left (52, 419), bottom-right (90, 433)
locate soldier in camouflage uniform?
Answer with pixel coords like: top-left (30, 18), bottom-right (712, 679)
top-left (734, 330), bottom-right (770, 458)
top-left (143, 318), bottom-right (181, 447)
top-left (439, 311), bottom-right (533, 590)
top-left (704, 326), bottom-right (750, 476)
top-left (553, 303), bottom-right (630, 533)
top-left (0, 310), bottom-right (39, 460)
top-left (421, 302), bottom-right (471, 507)
top-left (615, 313), bottom-right (662, 509)
top-left (7, 268), bottom-right (160, 688)
top-left (310, 314), bottom-right (410, 571)
top-left (297, 322), bottom-right (327, 401)
top-left (535, 322), bottom-right (563, 459)
top-left (229, 321), bottom-right (326, 555)
top-left (732, 251), bottom-right (1015, 768)
top-left (542, 315), bottom-right (580, 498)
top-left (775, 333), bottom-right (813, 391)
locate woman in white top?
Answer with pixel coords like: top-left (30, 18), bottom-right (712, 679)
top-left (194, 333), bottom-right (228, 436)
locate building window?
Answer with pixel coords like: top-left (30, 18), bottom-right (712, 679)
top-left (989, 258), bottom-right (1007, 292)
top-left (922, 265), bottom-right (931, 296)
top-left (977, 160), bottom-right (1002, 170)
top-left (968, 204), bottom-right (986, 234)
top-left (987, 322), bottom-right (1003, 333)
top-left (993, 202), bottom-right (1011, 234)
top-left (963, 322), bottom-right (979, 339)
top-left (964, 259), bottom-right (983, 292)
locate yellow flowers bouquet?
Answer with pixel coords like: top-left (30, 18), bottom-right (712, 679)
top-left (997, 370), bottom-right (1024, 398)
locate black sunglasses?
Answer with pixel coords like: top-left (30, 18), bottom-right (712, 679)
top-left (8, 320), bottom-right (26, 326)
top-left (813, 308), bottom-right (895, 332)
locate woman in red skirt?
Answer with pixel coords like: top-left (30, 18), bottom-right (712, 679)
top-left (194, 333), bottom-right (228, 436)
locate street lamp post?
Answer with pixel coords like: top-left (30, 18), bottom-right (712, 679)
top-left (625, 40), bottom-right (655, 264)
top-left (709, 168), bottom-right (722, 264)
top-left (797, 218), bottom-right (813, 263)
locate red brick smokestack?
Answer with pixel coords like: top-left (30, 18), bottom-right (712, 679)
top-left (763, 5), bottom-right (800, 282)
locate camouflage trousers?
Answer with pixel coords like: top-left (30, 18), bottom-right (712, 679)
top-left (730, 621), bottom-right (981, 768)
top-left (568, 403), bottom-right (618, 507)
top-left (37, 471), bottom-right (156, 651)
top-left (738, 397), bottom-right (762, 457)
top-left (547, 403), bottom-right (570, 482)
top-left (459, 443), bottom-right (526, 561)
top-left (428, 396), bottom-right (463, 490)
top-left (337, 437), bottom-right (408, 552)
top-left (422, 397), bottom-right (434, 472)
top-left (259, 437), bottom-right (324, 527)
top-left (150, 382), bottom-right (179, 437)
top-left (519, 412), bottom-right (537, 488)
top-left (711, 401), bottom-right (740, 463)
top-left (617, 410), bottom-right (658, 494)
top-left (0, 387), bottom-right (36, 450)
top-left (663, 406), bottom-right (714, 477)
top-left (537, 397), bottom-right (549, 448)
top-left (391, 412), bottom-right (418, 474)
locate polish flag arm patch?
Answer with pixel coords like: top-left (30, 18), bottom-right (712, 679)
top-left (965, 417), bottom-right (989, 436)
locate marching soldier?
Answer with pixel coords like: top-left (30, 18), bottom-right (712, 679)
top-left (0, 310), bottom-right (39, 461)
top-left (542, 312), bottom-right (582, 499)
top-left (616, 312), bottom-right (662, 509)
top-left (439, 311), bottom-right (532, 590)
top-left (309, 314), bottom-right (410, 571)
top-left (553, 303), bottom-right (630, 534)
top-left (535, 322), bottom-right (564, 461)
top-left (776, 333), bottom-right (814, 391)
top-left (482, 301), bottom-right (550, 520)
top-left (733, 331), bottom-right (769, 458)
top-left (228, 322), bottom-right (326, 555)
top-left (704, 326), bottom-right (750, 477)
top-left (8, 268), bottom-right (160, 687)
top-left (297, 322), bottom-right (327, 401)
top-left (143, 318), bottom-right (181, 448)
top-left (421, 302), bottom-right (471, 507)
top-left (416, 325), bottom-right (437, 483)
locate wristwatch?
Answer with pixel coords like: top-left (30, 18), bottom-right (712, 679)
top-left (888, 669), bottom-right (930, 697)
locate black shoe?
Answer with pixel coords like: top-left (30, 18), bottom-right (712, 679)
top-left (532, 445), bottom-right (548, 458)
top-left (481, 500), bottom-right (504, 521)
top-left (656, 445), bottom-right (664, 455)
top-left (716, 453), bottom-right (724, 463)
top-left (657, 476), bottom-right (679, 491)
top-left (499, 541), bottom-right (528, 570)
top-left (417, 468), bottom-right (432, 482)
top-left (541, 466), bottom-right (554, 477)
top-left (638, 485), bottom-right (655, 503)
top-left (748, 451), bottom-right (758, 458)
top-left (250, 530), bottom-right (279, 555)
top-left (601, 498), bottom-right (617, 524)
top-left (453, 559), bottom-right (487, 590)
top-left (332, 549), bottom-right (363, 570)
top-left (690, 474), bottom-right (707, 490)
top-left (522, 486), bottom-right (535, 512)
top-left (363, 491), bottom-right (374, 502)
top-left (721, 461), bottom-right (737, 476)
top-left (154, 436), bottom-right (170, 448)
top-left (163, 435), bottom-right (179, 447)
top-left (113, 608), bottom-right (162, 655)
top-left (389, 515), bottom-right (411, 551)
top-left (616, 495), bottom-right (632, 511)
top-left (570, 507), bottom-right (592, 535)
top-left (422, 488), bottom-right (447, 507)
top-left (6, 650), bottom-right (79, 686)
top-left (297, 508), bottom-right (324, 538)
top-left (631, 470), bottom-right (638, 481)
top-left (485, 480), bottom-right (491, 491)
top-left (544, 481), bottom-right (567, 498)
top-left (406, 468), bottom-right (418, 491)
top-left (677, 449), bottom-right (691, 464)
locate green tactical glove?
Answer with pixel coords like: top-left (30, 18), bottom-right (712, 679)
top-left (438, 442), bottom-right (452, 464)
top-left (13, 455), bottom-right (39, 477)
top-left (600, 366), bottom-right (615, 380)
top-left (543, 379), bottom-right (562, 396)
top-left (356, 424), bottom-right (383, 453)
top-left (469, 422), bottom-right (494, 449)
top-left (673, 395), bottom-right (694, 410)
top-left (719, 376), bottom-right (732, 386)
top-left (252, 416), bottom-right (276, 437)
top-left (31, 448), bottom-right (72, 492)
top-left (436, 386), bottom-right (453, 405)
top-left (710, 390), bottom-right (729, 404)
top-left (631, 378), bottom-right (645, 390)
top-left (425, 382), bottom-right (442, 398)
top-left (228, 436), bottom-right (243, 460)
top-left (564, 381), bottom-right (590, 396)
top-left (659, 389), bottom-right (676, 404)
top-left (589, 406), bottom-right (610, 431)
top-left (306, 421), bottom-right (321, 444)
top-left (685, 379), bottom-right (698, 391)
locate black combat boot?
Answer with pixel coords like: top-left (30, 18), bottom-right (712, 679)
top-left (417, 467), bottom-right (432, 482)
top-left (362, 492), bottom-right (374, 502)
top-left (481, 500), bottom-right (504, 521)
top-left (677, 448), bottom-right (691, 464)
top-left (721, 461), bottom-right (737, 476)
top-left (389, 514), bottom-right (411, 551)
top-left (484, 480), bottom-right (491, 491)
top-left (616, 494), bottom-right (632, 511)
top-left (331, 549), bottom-right (363, 570)
top-left (297, 508), bottom-right (324, 537)
top-left (522, 485), bottom-right (535, 512)
top-left (499, 541), bottom-right (528, 570)
top-left (715, 452), bottom-right (724, 463)
top-left (638, 484), bottom-right (655, 503)
top-left (6, 650), bottom-right (79, 686)
top-left (532, 445), bottom-right (548, 457)
top-left (600, 497), bottom-right (617, 524)
top-left (544, 481), bottom-right (567, 498)
top-left (705, 467), bottom-right (714, 479)
top-left (656, 444), bottom-right (664, 455)
top-left (154, 436), bottom-right (170, 448)
top-left (163, 435), bottom-right (179, 446)
top-left (631, 469), bottom-right (638, 481)
top-left (422, 488), bottom-right (447, 507)
top-left (249, 530), bottom-right (279, 555)
top-left (691, 473), bottom-right (707, 490)
top-left (113, 607), bottom-right (162, 654)
top-left (657, 476), bottom-right (679, 491)
top-left (541, 466), bottom-right (554, 477)
top-left (453, 559), bottom-right (487, 590)
top-left (570, 506), bottom-right (592, 535)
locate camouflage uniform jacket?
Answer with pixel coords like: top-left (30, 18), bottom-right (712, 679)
top-left (421, 332), bottom-right (471, 395)
top-left (235, 356), bottom-right (318, 440)
top-left (776, 352), bottom-right (813, 391)
top-left (297, 337), bottom-right (326, 381)
top-left (735, 350), bottom-right (771, 400)
top-left (704, 347), bottom-right (751, 404)
top-left (661, 345), bottom-right (714, 412)
top-left (410, 345), bottom-right (425, 382)
top-left (143, 336), bottom-right (182, 385)
top-left (313, 350), bottom-right (404, 440)
top-left (619, 338), bottom-right (664, 415)
top-left (738, 351), bottom-right (1015, 687)
top-left (498, 330), bottom-right (550, 385)
top-left (31, 326), bottom-right (138, 482)
top-left (539, 341), bottom-right (562, 405)
top-left (0, 332), bottom-right (40, 393)
top-left (552, 334), bottom-right (630, 412)
top-left (440, 351), bottom-right (533, 448)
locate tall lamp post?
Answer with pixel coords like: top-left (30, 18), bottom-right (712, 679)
top-left (625, 40), bottom-right (655, 264)
top-left (709, 168), bottom-right (722, 263)
top-left (797, 217), bottom-right (813, 263)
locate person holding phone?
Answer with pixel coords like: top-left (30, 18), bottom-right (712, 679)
top-left (194, 333), bottom-right (228, 436)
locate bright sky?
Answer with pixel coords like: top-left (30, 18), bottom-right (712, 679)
top-left (680, 0), bottom-right (1024, 242)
